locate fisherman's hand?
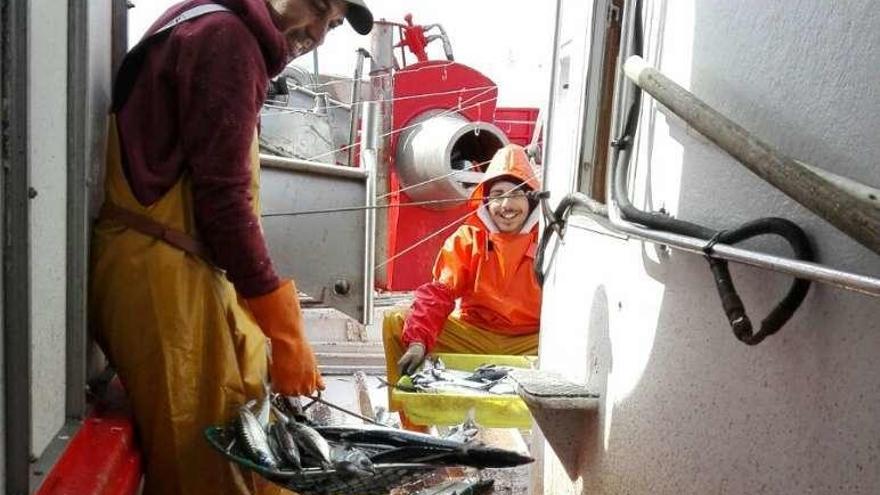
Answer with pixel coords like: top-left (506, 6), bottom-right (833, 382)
top-left (397, 342), bottom-right (426, 376)
top-left (269, 331), bottom-right (325, 397)
top-left (245, 280), bottom-right (326, 396)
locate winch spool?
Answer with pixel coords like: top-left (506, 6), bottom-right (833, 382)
top-left (395, 110), bottom-right (508, 208)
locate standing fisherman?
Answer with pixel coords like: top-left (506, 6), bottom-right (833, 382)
top-left (89, 1), bottom-right (372, 493)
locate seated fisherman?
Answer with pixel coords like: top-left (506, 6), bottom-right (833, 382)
top-left (383, 144), bottom-right (542, 407)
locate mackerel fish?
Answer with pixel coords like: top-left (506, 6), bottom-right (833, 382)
top-left (408, 362), bottom-right (517, 395)
top-left (315, 424), bottom-right (534, 469)
top-left (269, 420), bottom-right (302, 469)
top-left (286, 420), bottom-right (332, 469)
top-left (235, 405), bottom-right (278, 469)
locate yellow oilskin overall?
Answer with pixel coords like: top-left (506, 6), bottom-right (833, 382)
top-left (89, 117), bottom-right (289, 495)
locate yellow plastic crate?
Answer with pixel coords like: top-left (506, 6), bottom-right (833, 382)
top-left (392, 353), bottom-right (536, 428)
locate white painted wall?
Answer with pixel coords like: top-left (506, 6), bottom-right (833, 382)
top-left (539, 0), bottom-right (880, 493)
top-left (542, 0), bottom-right (594, 200)
top-left (29, 0), bottom-right (68, 456)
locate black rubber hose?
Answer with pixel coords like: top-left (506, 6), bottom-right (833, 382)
top-left (607, 0), bottom-right (814, 345)
top-left (612, 105), bottom-right (815, 344)
top-left (533, 0), bottom-right (815, 344)
top-left (708, 218), bottom-right (814, 344)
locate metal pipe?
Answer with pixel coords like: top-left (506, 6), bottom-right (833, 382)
top-left (348, 48), bottom-right (371, 166)
top-left (540, 191), bottom-right (880, 297)
top-left (600, 116), bottom-right (880, 296)
top-left (797, 160), bottom-right (880, 209)
top-left (312, 47), bottom-right (319, 81)
top-left (424, 24), bottom-right (454, 61)
top-left (593, 6), bottom-right (880, 297)
top-left (603, 201), bottom-right (880, 297)
top-left (623, 55), bottom-right (880, 256)
top-left (284, 85), bottom-right (350, 110)
top-left (395, 111), bottom-right (508, 205)
top-left (602, 134), bottom-right (880, 296)
top-left (261, 191), bottom-right (535, 218)
top-left (360, 101), bottom-right (380, 326)
top-left (370, 20), bottom-right (395, 287)
top-left (260, 154), bottom-right (368, 179)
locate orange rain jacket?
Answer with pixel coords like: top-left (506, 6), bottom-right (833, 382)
top-left (402, 144), bottom-right (543, 351)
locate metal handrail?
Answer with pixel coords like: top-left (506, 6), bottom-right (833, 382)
top-left (539, 192), bottom-right (880, 297)
top-left (623, 55), bottom-right (880, 255)
top-left (605, 197), bottom-right (880, 297)
top-left (593, 56), bottom-right (880, 297)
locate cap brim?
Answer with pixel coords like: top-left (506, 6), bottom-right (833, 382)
top-left (345, 3), bottom-right (373, 35)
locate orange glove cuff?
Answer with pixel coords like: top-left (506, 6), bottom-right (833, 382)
top-left (246, 280), bottom-right (304, 341)
top-left (245, 280), bottom-right (325, 396)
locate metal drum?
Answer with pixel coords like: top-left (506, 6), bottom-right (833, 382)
top-left (395, 110), bottom-right (508, 207)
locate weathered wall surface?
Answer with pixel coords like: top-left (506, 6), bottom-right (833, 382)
top-left (29, 0), bottom-right (69, 456)
top-left (539, 1), bottom-right (880, 493)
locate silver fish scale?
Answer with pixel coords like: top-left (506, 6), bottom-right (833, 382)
top-left (287, 421), bottom-right (332, 468)
top-left (206, 425), bottom-right (438, 495)
top-left (410, 367), bottom-right (516, 395)
top-left (237, 407), bottom-right (278, 469)
top-left (271, 421), bottom-right (302, 469)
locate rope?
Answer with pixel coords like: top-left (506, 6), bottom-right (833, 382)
top-left (303, 87), bottom-right (498, 163)
top-left (262, 98), bottom-right (496, 204)
top-left (378, 158), bottom-right (491, 200)
top-left (267, 85), bottom-right (500, 115)
top-left (375, 168), bottom-right (544, 270)
top-left (295, 61), bottom-right (460, 91)
top-left (375, 209), bottom-right (474, 270)
top-left (263, 86), bottom-right (502, 113)
top-left (261, 190), bottom-right (535, 218)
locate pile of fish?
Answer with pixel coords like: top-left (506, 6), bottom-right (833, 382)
top-left (231, 393), bottom-right (377, 475)
top-left (227, 392), bottom-right (533, 476)
top-left (402, 359), bottom-right (518, 396)
top-left (313, 424), bottom-right (532, 469)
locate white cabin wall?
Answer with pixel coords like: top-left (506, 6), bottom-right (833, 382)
top-left (538, 0), bottom-right (880, 493)
top-left (29, 0), bottom-right (69, 456)
top-left (542, 0), bottom-right (596, 201)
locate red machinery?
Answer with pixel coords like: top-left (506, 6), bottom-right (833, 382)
top-left (380, 16), bottom-right (539, 290)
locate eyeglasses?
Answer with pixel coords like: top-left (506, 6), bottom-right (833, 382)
top-left (487, 190), bottom-right (528, 200)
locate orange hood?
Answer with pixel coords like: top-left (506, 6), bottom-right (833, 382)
top-left (470, 144), bottom-right (541, 203)
top-left (468, 144), bottom-right (541, 233)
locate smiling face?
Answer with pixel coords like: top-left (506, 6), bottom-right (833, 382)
top-left (266, 0), bottom-right (348, 60)
top-left (486, 180), bottom-right (531, 233)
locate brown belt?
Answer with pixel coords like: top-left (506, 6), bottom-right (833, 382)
top-left (99, 202), bottom-right (212, 262)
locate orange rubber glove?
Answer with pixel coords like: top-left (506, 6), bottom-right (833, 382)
top-left (245, 280), bottom-right (325, 396)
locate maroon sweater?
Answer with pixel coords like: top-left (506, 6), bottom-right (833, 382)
top-left (117, 0), bottom-right (289, 297)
